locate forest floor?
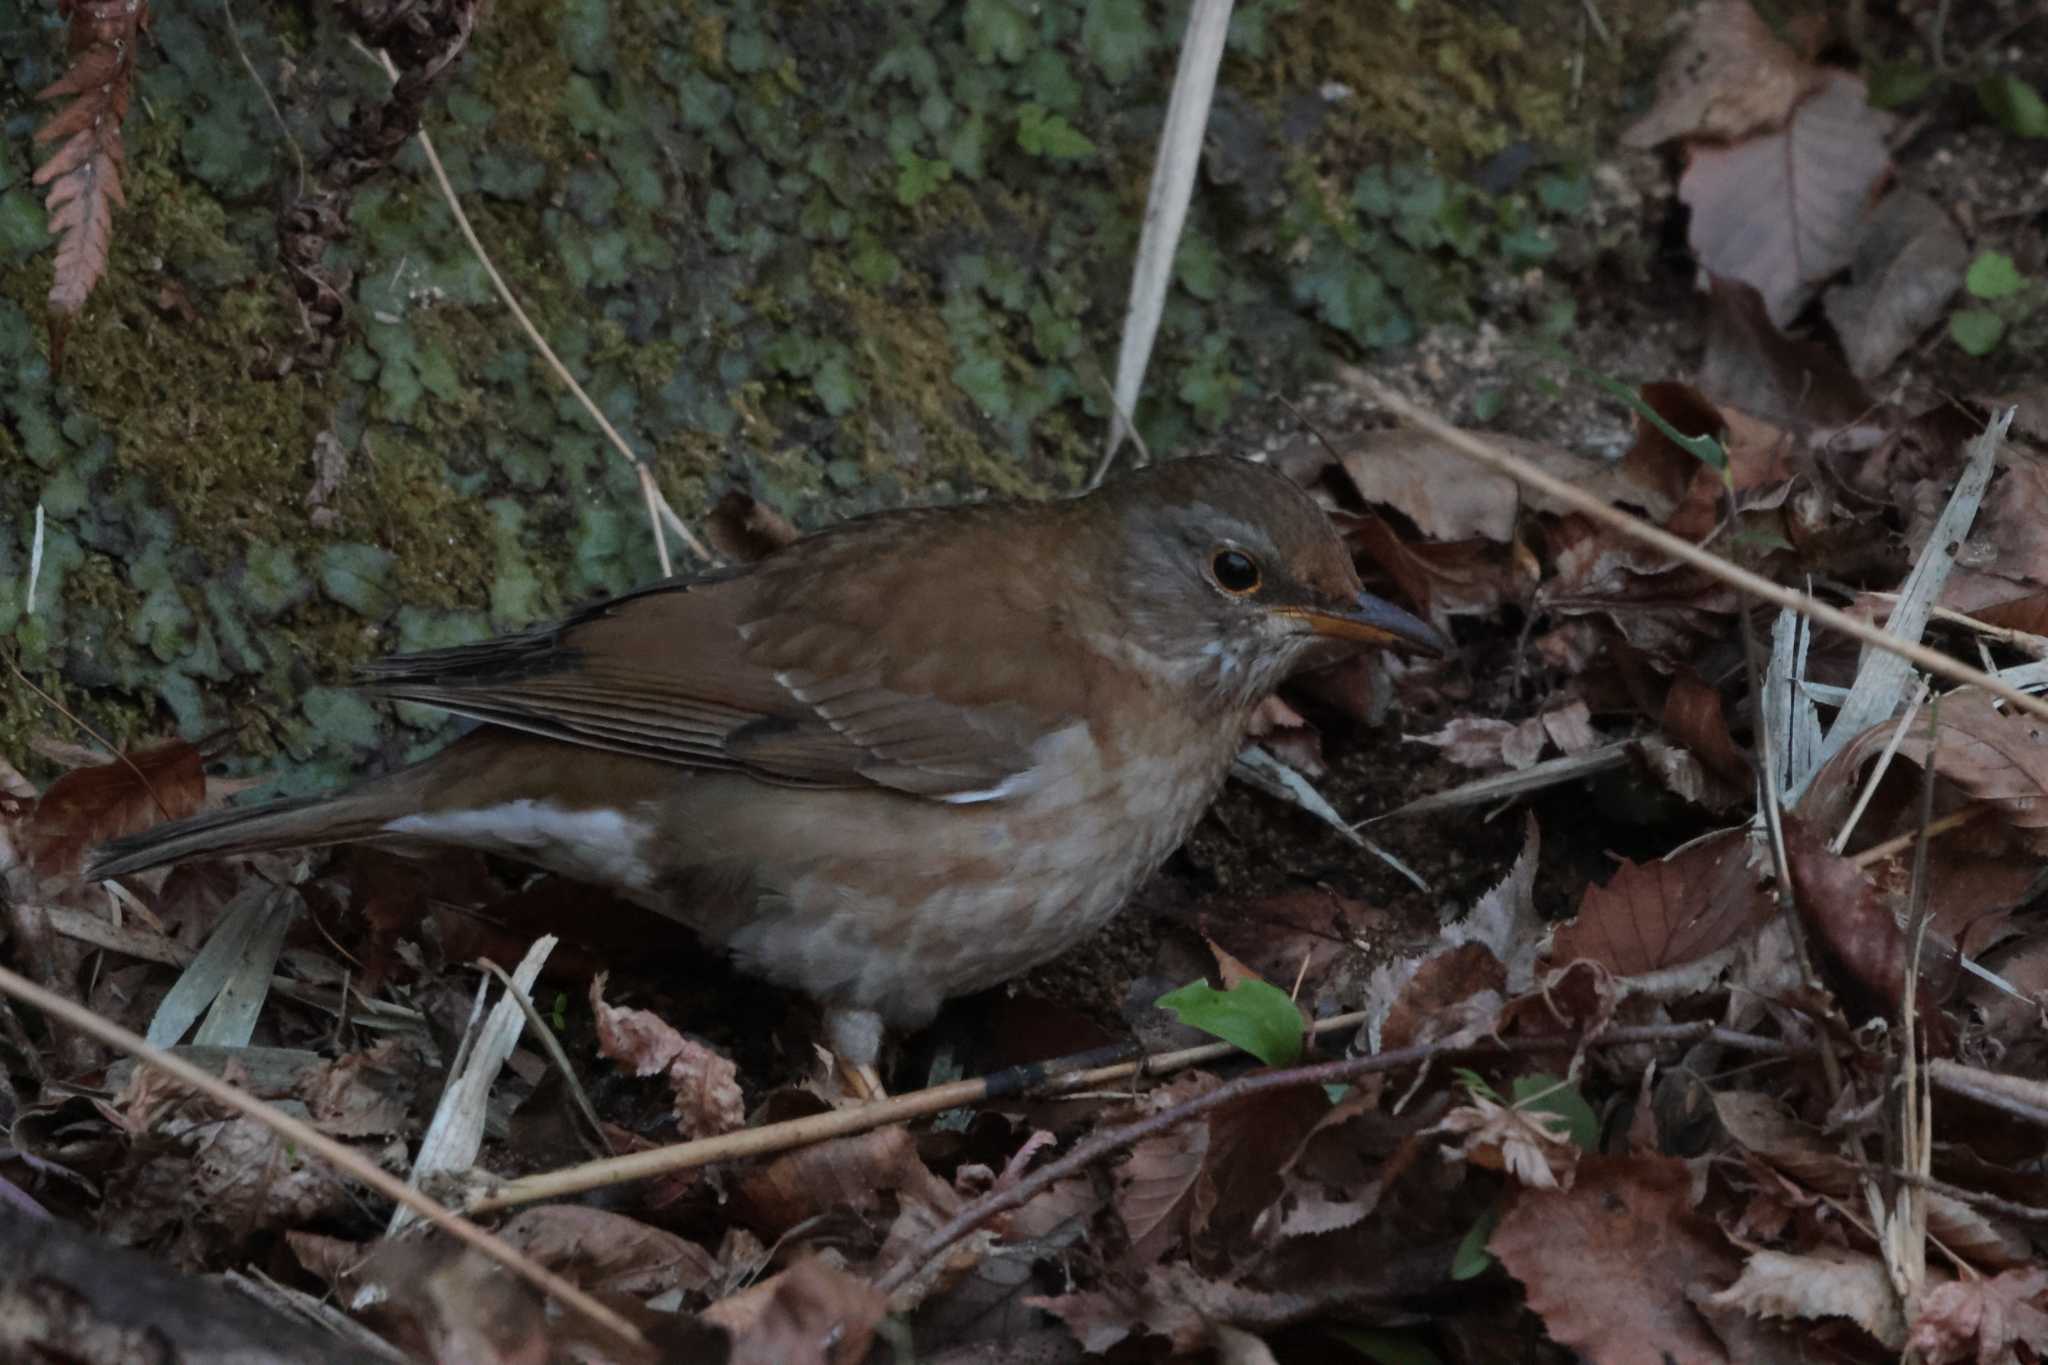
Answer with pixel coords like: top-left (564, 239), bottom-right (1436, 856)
top-left (4, 3), bottom-right (2048, 1364)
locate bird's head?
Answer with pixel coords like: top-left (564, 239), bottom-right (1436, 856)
top-left (1092, 457), bottom-right (1448, 710)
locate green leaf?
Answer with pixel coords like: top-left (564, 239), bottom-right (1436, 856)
top-left (1979, 74), bottom-right (2048, 138)
top-left (1450, 1200), bottom-right (1501, 1280)
top-left (893, 151), bottom-right (953, 207)
top-left (1535, 171), bottom-right (1591, 217)
top-left (1471, 387), bottom-right (1505, 422)
top-left (1082, 0), bottom-right (1156, 82)
top-left (1451, 1067), bottom-right (1499, 1102)
top-left (1333, 1327), bottom-right (1444, 1365)
top-left (1966, 250), bottom-right (2027, 300)
top-left (1016, 103), bottom-right (1096, 160)
top-left (963, 0), bottom-right (1033, 64)
top-left (1867, 61), bottom-right (1936, 110)
top-left (951, 351), bottom-right (1012, 418)
top-left (1547, 347), bottom-right (1727, 471)
top-left (1950, 307), bottom-right (2006, 355)
top-left (1155, 978), bottom-right (1304, 1066)
top-left (1511, 1074), bottom-right (1600, 1150)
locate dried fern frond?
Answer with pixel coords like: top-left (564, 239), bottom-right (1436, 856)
top-left (32, 0), bottom-right (151, 364)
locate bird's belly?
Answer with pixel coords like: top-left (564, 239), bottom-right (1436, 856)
top-left (701, 728), bottom-right (1238, 1027)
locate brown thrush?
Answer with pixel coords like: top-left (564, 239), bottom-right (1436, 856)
top-left (93, 458), bottom-right (1444, 1084)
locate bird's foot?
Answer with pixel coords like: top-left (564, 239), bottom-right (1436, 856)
top-left (824, 1006), bottom-right (888, 1104)
top-left (835, 1055), bottom-right (889, 1102)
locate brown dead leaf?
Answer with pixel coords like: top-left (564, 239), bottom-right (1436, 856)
top-left (1492, 1154), bottom-right (1739, 1365)
top-left (1413, 702), bottom-right (1599, 772)
top-left (24, 738), bottom-right (208, 879)
top-left (1781, 814), bottom-right (1960, 1038)
top-left (1542, 512), bottom-right (1738, 662)
top-left (1909, 1268), bottom-right (2048, 1365)
top-left (1897, 688), bottom-right (2048, 833)
top-left (294, 1039), bottom-right (421, 1138)
top-left (590, 973), bottom-right (743, 1138)
top-left (1621, 0), bottom-right (1823, 147)
top-left (1700, 277), bottom-right (1876, 430)
top-left (1031, 1262), bottom-right (1325, 1355)
top-left (495, 1205), bottom-right (718, 1299)
top-left (1345, 512), bottom-right (1525, 620)
top-left (1978, 456), bottom-right (2048, 591)
top-left (1550, 829), bottom-right (1769, 977)
top-left (103, 1088), bottom-right (369, 1264)
top-left (1662, 673), bottom-right (1752, 788)
top-left (1682, 74), bottom-right (1894, 328)
top-left (735, 1125), bottom-right (957, 1238)
top-left (1114, 1072), bottom-right (1219, 1266)
top-left (1408, 715), bottom-right (1548, 771)
top-left (1196, 888), bottom-right (1388, 1008)
top-left (1707, 1247), bottom-right (1904, 1349)
top-left (1707, 1088), bottom-right (2028, 1268)
top-left (1620, 382), bottom-right (1803, 541)
top-left (1823, 190), bottom-right (1969, 380)
top-left (707, 1257), bottom-right (887, 1365)
top-left (1378, 941), bottom-right (1506, 1051)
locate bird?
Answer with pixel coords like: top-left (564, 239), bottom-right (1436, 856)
top-left (92, 457), bottom-right (1446, 1096)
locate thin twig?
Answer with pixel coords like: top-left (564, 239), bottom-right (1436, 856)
top-left (870, 1021), bottom-right (1792, 1298)
top-left (1848, 807), bottom-right (1986, 869)
top-left (353, 43), bottom-right (712, 574)
top-left (1342, 377), bottom-right (2046, 723)
top-left (469, 1009), bottom-right (1372, 1212)
top-left (0, 962), bottom-right (649, 1355)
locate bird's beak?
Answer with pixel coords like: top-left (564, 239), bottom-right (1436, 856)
top-left (1274, 592), bottom-right (1450, 656)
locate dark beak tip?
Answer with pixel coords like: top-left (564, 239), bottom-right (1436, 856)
top-left (1351, 592), bottom-right (1450, 657)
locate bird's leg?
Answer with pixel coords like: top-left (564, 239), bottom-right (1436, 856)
top-left (824, 1006), bottom-right (888, 1102)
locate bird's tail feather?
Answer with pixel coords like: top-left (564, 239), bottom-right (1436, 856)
top-left (89, 792), bottom-right (394, 879)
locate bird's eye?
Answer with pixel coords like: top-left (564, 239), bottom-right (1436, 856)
top-left (1211, 548), bottom-right (1262, 595)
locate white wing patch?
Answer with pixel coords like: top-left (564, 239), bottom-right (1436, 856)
top-left (384, 801), bottom-right (658, 893)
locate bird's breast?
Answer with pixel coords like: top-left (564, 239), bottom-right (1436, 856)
top-left (696, 712), bottom-right (1246, 1023)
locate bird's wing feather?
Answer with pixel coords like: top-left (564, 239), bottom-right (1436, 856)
top-left (356, 546), bottom-right (1071, 798)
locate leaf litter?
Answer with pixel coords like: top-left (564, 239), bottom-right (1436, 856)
top-left (7, 2), bottom-right (2048, 1362)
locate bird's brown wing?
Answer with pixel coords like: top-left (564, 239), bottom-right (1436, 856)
top-left (356, 557), bottom-right (1067, 799)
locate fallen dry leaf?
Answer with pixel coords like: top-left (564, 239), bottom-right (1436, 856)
top-left (1345, 511), bottom-right (1525, 621)
top-left (1897, 688), bottom-right (2048, 834)
top-left (1113, 1072), bottom-right (1219, 1266)
top-left (1492, 1154), bottom-right (1739, 1365)
top-left (23, 738), bottom-right (208, 880)
top-left (1822, 189), bottom-right (1969, 380)
top-left (1549, 828), bottom-right (1768, 978)
top-left (1781, 814), bottom-right (1960, 1037)
top-left (1377, 940), bottom-right (1506, 1052)
top-left (1661, 673), bottom-right (1752, 789)
top-left (735, 1124), bottom-right (957, 1238)
top-left (1681, 75), bottom-right (1894, 327)
top-left (1699, 276), bottom-right (1875, 430)
top-left (1908, 1267), bottom-right (2048, 1365)
top-left (1706, 1247), bottom-right (1904, 1349)
top-left (590, 972), bottom-right (744, 1139)
top-left (496, 1205), bottom-right (719, 1299)
top-left (708, 1257), bottom-right (887, 1365)
top-left (1407, 715), bottom-right (1551, 771)
top-left (1435, 1089), bottom-right (1579, 1190)
top-left (1621, 0), bottom-right (1823, 147)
